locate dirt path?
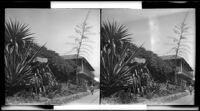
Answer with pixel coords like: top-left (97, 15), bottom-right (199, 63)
top-left (165, 92), bottom-right (194, 105)
top-left (135, 91), bottom-right (194, 105)
top-left (64, 90), bottom-right (100, 105)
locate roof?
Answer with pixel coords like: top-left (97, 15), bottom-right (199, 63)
top-left (62, 54), bottom-right (94, 71)
top-left (62, 54), bottom-right (84, 60)
top-left (160, 55), bottom-right (182, 60)
top-left (160, 55), bottom-right (193, 71)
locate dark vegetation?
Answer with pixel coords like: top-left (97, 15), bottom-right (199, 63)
top-left (100, 20), bottom-right (187, 104)
top-left (5, 19), bottom-right (98, 105)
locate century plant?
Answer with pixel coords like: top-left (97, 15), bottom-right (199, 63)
top-left (167, 11), bottom-right (193, 84)
top-left (4, 19), bottom-right (44, 96)
top-left (5, 19), bottom-right (34, 55)
top-left (101, 20), bottom-right (141, 97)
top-left (101, 20), bottom-right (132, 53)
top-left (68, 11), bottom-right (94, 84)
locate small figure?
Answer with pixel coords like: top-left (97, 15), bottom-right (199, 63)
top-left (90, 84), bottom-right (94, 95)
top-left (189, 84), bottom-right (193, 95)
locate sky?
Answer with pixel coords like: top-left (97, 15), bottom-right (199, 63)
top-left (5, 8), bottom-right (196, 81)
top-left (5, 9), bottom-right (100, 81)
top-left (102, 9), bottom-right (195, 71)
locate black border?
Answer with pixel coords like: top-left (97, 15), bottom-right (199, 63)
top-left (0, 4), bottom-right (5, 107)
top-left (1, 1), bottom-right (50, 8)
top-left (1, 0), bottom-right (199, 110)
top-left (100, 8), bottom-right (102, 105)
top-left (142, 1), bottom-right (200, 8)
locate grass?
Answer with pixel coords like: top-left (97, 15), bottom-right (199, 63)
top-left (6, 94), bottom-right (47, 105)
top-left (5, 83), bottom-right (94, 105)
top-left (101, 90), bottom-right (138, 104)
top-left (6, 90), bottom-right (90, 105)
top-left (100, 89), bottom-right (189, 105)
top-left (133, 91), bottom-right (189, 105)
top-left (101, 97), bottom-right (120, 104)
top-left (44, 91), bottom-right (90, 105)
top-left (101, 92), bottom-right (189, 105)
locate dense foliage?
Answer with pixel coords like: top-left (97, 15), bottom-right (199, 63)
top-left (100, 20), bottom-right (176, 101)
top-left (4, 19), bottom-right (46, 96)
top-left (4, 19), bottom-right (76, 97)
top-left (100, 21), bottom-right (151, 97)
top-left (135, 47), bottom-right (174, 83)
top-left (31, 43), bottom-right (76, 83)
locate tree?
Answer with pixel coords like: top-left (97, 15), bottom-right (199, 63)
top-left (167, 11), bottom-right (192, 84)
top-left (129, 44), bottom-right (173, 83)
top-left (32, 43), bottom-right (75, 83)
top-left (68, 11), bottom-right (94, 84)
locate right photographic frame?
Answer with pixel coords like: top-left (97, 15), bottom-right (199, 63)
top-left (100, 8), bottom-right (195, 105)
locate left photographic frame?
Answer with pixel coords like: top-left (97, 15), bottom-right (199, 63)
top-left (4, 8), bottom-right (100, 106)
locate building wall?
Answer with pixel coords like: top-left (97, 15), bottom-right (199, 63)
top-left (165, 59), bottom-right (193, 86)
top-left (82, 63), bottom-right (94, 78)
top-left (65, 58), bottom-right (94, 86)
top-left (167, 59), bottom-right (189, 75)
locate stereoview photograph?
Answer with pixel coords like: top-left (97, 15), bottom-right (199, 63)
top-left (5, 9), bottom-right (100, 105)
top-left (100, 9), bottom-right (195, 105)
top-left (4, 8), bottom-right (195, 107)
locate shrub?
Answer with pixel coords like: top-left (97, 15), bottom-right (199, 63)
top-left (5, 19), bottom-right (45, 96)
top-left (101, 97), bottom-right (120, 104)
top-left (101, 21), bottom-right (143, 97)
top-left (146, 91), bottom-right (154, 99)
top-left (45, 82), bottom-right (62, 99)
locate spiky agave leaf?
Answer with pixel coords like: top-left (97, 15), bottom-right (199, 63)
top-left (101, 41), bottom-right (141, 97)
top-left (101, 20), bottom-right (134, 97)
top-left (4, 19), bottom-right (45, 95)
top-left (101, 20), bottom-right (132, 45)
top-left (5, 19), bottom-right (34, 51)
top-left (101, 20), bottom-right (132, 56)
top-left (5, 42), bottom-right (45, 89)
